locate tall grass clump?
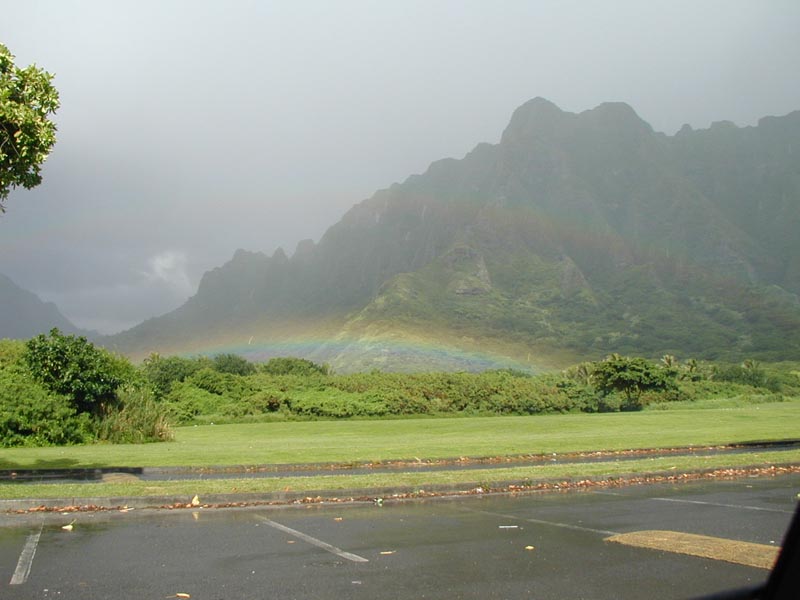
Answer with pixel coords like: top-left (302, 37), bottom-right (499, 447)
top-left (96, 387), bottom-right (173, 443)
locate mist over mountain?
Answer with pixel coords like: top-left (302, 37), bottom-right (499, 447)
top-left (106, 99), bottom-right (800, 371)
top-left (0, 274), bottom-right (88, 340)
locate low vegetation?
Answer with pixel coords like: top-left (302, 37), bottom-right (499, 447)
top-left (1, 330), bottom-right (799, 448)
top-left (147, 352), bottom-right (798, 426)
top-left (0, 332), bottom-right (171, 447)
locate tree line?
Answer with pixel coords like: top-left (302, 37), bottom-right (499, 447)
top-left (1, 329), bottom-right (796, 447)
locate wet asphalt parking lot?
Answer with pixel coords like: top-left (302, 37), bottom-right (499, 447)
top-left (1, 474), bottom-right (798, 600)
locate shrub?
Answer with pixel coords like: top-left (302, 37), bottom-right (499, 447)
top-left (222, 391), bottom-right (286, 418)
top-left (554, 377), bottom-right (604, 412)
top-left (261, 357), bottom-right (329, 376)
top-left (241, 391), bottom-right (287, 412)
top-left (713, 361), bottom-right (780, 391)
top-left (286, 390), bottom-right (389, 418)
top-left (212, 353), bottom-right (256, 376)
top-left (164, 381), bottom-right (230, 424)
top-left (597, 393), bottom-right (623, 412)
top-left (377, 389), bottom-right (431, 415)
top-left (0, 367), bottom-right (93, 447)
top-left (142, 353), bottom-right (207, 398)
top-left (1, 337), bottom-right (169, 446)
top-left (24, 328), bottom-right (130, 415)
top-left (0, 339), bottom-right (26, 368)
top-left (187, 368), bottom-right (252, 400)
top-left (188, 367), bottom-right (231, 396)
top-left (637, 387), bottom-right (688, 406)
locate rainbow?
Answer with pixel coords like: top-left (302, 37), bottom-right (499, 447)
top-left (161, 334), bottom-right (542, 374)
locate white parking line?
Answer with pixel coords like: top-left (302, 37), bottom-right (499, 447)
top-left (256, 517), bottom-right (369, 563)
top-left (10, 524), bottom-right (43, 585)
top-left (651, 497), bottom-right (794, 514)
top-left (458, 506), bottom-right (620, 536)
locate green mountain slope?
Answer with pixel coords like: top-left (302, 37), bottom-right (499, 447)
top-left (107, 99), bottom-right (800, 370)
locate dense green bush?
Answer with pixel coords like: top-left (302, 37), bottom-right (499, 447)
top-left (285, 390), bottom-right (389, 418)
top-left (164, 381), bottom-right (231, 424)
top-left (212, 353), bottom-right (256, 376)
top-left (712, 360), bottom-right (782, 391)
top-left (326, 370), bottom-right (585, 416)
top-left (376, 388), bottom-right (432, 415)
top-left (1, 339), bottom-right (95, 446)
top-left (0, 338), bottom-right (26, 367)
top-left (1, 335), bottom-right (173, 446)
top-left (187, 367), bottom-right (253, 400)
top-left (675, 379), bottom-right (758, 401)
top-left (0, 366), bottom-right (93, 447)
top-left (222, 390), bottom-right (288, 419)
top-left (188, 367), bottom-right (233, 396)
top-left (142, 353), bottom-right (209, 398)
top-left (261, 357), bottom-right (329, 376)
top-left (553, 377), bottom-right (604, 412)
top-left (24, 329), bottom-right (129, 415)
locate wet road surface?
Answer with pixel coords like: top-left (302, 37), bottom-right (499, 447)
top-left (1, 474), bottom-right (798, 599)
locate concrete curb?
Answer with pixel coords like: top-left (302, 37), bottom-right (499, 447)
top-left (0, 483), bottom-right (472, 512)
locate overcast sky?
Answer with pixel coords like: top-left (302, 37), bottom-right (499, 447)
top-left (1, 1), bottom-right (799, 333)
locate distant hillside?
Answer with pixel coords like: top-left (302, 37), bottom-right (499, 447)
top-left (0, 274), bottom-right (86, 339)
top-left (107, 98), bottom-right (800, 371)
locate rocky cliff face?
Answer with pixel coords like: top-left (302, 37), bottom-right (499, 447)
top-left (107, 99), bottom-right (800, 368)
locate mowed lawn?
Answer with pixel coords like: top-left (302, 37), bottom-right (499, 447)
top-left (2, 402), bottom-right (799, 470)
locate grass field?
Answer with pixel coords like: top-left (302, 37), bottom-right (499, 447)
top-left (2, 401), bottom-right (799, 470)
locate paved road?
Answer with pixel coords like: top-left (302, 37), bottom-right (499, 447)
top-left (1, 475), bottom-right (798, 599)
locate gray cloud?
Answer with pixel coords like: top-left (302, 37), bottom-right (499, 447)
top-left (141, 251), bottom-right (194, 298)
top-left (1, 0), bottom-right (799, 333)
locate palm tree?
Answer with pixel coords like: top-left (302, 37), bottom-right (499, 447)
top-left (574, 362), bottom-right (594, 386)
top-left (742, 359), bottom-right (761, 372)
top-left (682, 358), bottom-right (700, 381)
top-left (660, 354), bottom-right (678, 369)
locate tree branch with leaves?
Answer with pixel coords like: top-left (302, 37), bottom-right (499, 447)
top-left (0, 43), bottom-right (59, 212)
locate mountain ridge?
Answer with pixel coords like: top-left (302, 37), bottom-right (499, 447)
top-left (105, 99), bottom-right (800, 371)
top-left (0, 273), bottom-right (88, 340)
